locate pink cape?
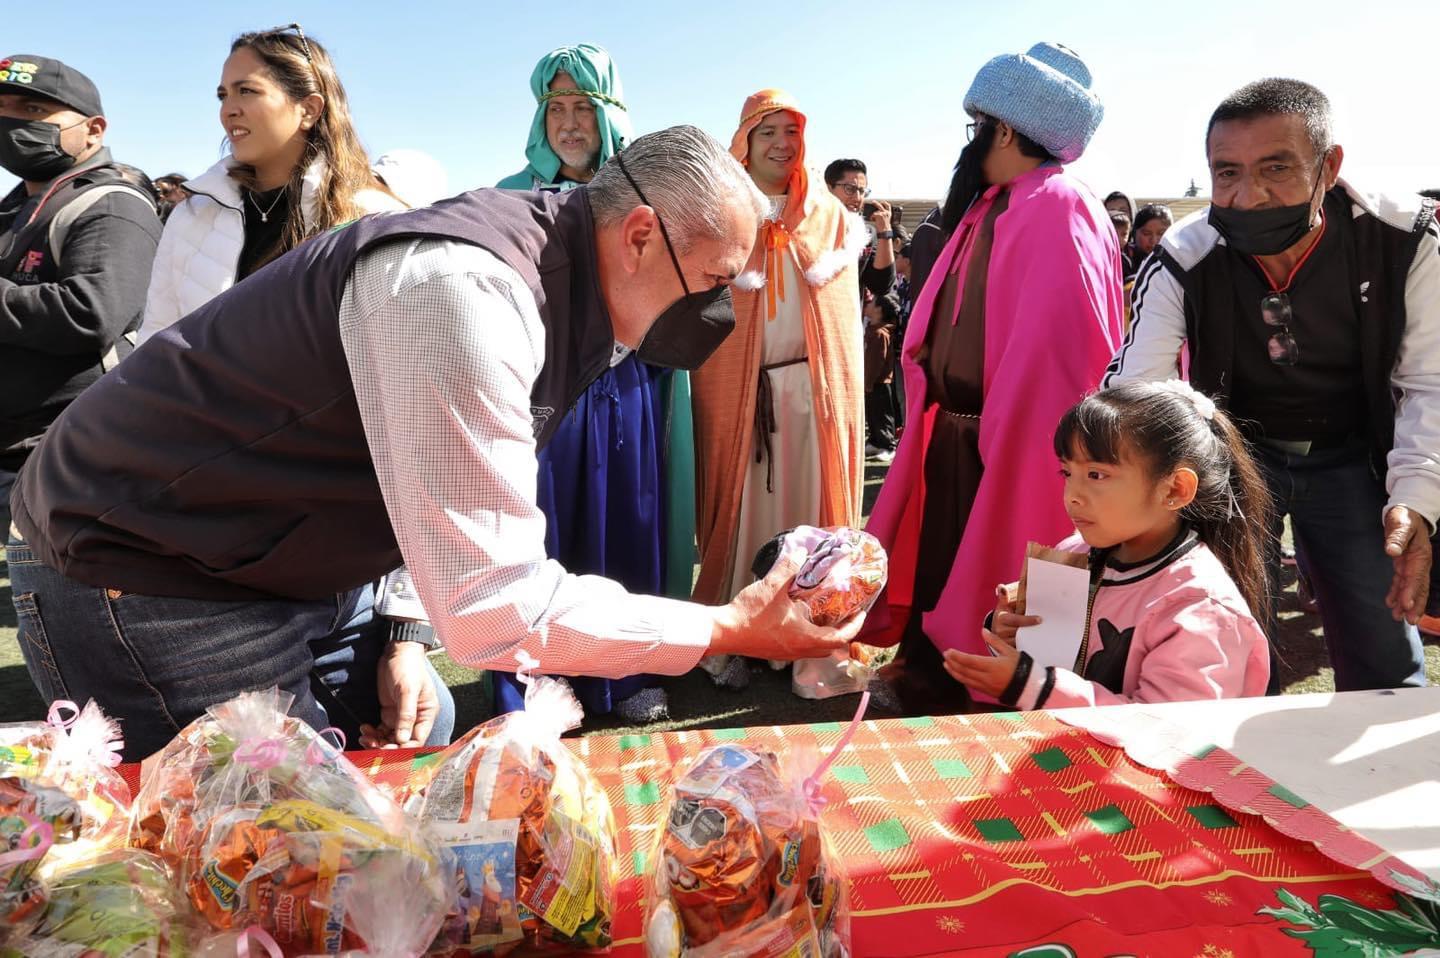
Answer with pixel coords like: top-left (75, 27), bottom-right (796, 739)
top-left (865, 165), bottom-right (1124, 656)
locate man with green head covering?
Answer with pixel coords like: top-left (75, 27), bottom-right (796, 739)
top-left (493, 44), bottom-right (698, 723)
top-left (496, 43), bottom-right (631, 190)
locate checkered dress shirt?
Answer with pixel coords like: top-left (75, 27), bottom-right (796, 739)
top-left (338, 238), bottom-right (712, 677)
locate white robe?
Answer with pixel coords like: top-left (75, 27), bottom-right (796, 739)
top-left (723, 198), bottom-right (824, 600)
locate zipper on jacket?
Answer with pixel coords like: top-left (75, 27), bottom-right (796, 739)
top-left (1074, 552), bottom-right (1110, 678)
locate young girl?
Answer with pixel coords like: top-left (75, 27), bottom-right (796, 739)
top-left (944, 380), bottom-right (1273, 709)
top-left (140, 24), bottom-right (403, 341)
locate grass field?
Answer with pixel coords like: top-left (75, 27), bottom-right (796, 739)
top-left (2, 461), bottom-right (1436, 735)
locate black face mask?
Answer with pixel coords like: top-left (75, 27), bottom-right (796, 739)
top-left (0, 117), bottom-right (84, 182)
top-left (1209, 156), bottom-right (1329, 256)
top-left (613, 153), bottom-right (736, 371)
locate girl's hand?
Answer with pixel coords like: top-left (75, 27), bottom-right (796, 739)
top-left (990, 584), bottom-right (1041, 647)
top-left (943, 631), bottom-right (1021, 698)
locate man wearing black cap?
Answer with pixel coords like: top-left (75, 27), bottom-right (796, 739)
top-left (0, 55), bottom-right (161, 532)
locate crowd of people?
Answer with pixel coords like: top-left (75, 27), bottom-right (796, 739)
top-left (0, 30), bottom-right (1435, 761)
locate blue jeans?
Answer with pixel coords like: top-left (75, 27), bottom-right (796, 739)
top-left (7, 537), bottom-right (454, 761)
top-left (0, 467), bottom-right (16, 541)
top-left (1256, 442), bottom-right (1426, 691)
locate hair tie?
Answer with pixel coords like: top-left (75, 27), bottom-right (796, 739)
top-left (1156, 379), bottom-right (1215, 421)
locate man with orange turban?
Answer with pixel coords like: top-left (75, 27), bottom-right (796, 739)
top-left (691, 90), bottom-right (866, 689)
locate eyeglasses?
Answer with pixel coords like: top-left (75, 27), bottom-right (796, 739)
top-left (834, 183), bottom-right (870, 198)
top-left (965, 118), bottom-right (990, 143)
top-left (1260, 292), bottom-right (1299, 366)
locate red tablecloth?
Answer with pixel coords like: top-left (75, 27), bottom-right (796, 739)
top-left (120, 711), bottom-right (1440, 957)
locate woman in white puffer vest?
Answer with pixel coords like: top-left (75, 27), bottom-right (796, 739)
top-left (140, 24), bottom-right (403, 344)
top-left (135, 24), bottom-right (455, 751)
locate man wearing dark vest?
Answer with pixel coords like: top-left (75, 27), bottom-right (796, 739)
top-left (1106, 79), bottom-right (1439, 692)
top-left (7, 126), bottom-right (866, 760)
top-left (0, 55), bottom-right (160, 533)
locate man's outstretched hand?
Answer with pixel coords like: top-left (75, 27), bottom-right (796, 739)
top-left (708, 551), bottom-right (867, 660)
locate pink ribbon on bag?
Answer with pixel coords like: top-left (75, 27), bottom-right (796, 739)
top-left (801, 690), bottom-right (870, 816)
top-left (234, 925), bottom-right (283, 958)
top-left (237, 726), bottom-right (347, 771)
top-left (304, 726), bottom-right (346, 765)
top-left (46, 699), bottom-right (79, 729)
top-left (233, 737), bottom-right (286, 771)
top-left (0, 813), bottom-right (54, 870)
top-left (45, 699), bottom-right (124, 767)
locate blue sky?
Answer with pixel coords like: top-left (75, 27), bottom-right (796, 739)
top-left (5, 0), bottom-right (1437, 202)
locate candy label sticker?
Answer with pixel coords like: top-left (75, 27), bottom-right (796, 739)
top-left (434, 817), bottom-right (523, 949)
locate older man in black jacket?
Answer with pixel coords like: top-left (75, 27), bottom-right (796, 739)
top-left (0, 55), bottom-right (160, 531)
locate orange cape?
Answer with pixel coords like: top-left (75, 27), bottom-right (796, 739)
top-left (689, 89), bottom-right (866, 603)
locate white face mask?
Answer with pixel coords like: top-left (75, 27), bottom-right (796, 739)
top-left (609, 341), bottom-right (633, 368)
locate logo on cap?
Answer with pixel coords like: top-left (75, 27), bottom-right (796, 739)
top-left (0, 60), bottom-right (40, 85)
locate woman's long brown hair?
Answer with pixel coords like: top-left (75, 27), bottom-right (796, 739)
top-left (227, 25), bottom-right (389, 269)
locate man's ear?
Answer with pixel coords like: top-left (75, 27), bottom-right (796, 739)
top-left (618, 205), bottom-right (658, 275)
top-left (84, 115), bottom-right (107, 147)
top-left (1322, 143), bottom-right (1344, 189)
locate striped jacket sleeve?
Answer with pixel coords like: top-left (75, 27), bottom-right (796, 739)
top-left (1102, 253), bottom-right (1186, 387)
top-left (1386, 215), bottom-right (1440, 527)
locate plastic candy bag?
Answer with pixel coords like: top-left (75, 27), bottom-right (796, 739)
top-left (406, 655), bottom-right (618, 954)
top-left (752, 526), bottom-right (889, 699)
top-left (644, 695), bottom-right (866, 958)
top-left (0, 700), bottom-right (129, 939)
top-left (0, 848), bottom-right (198, 957)
top-left (133, 688), bottom-right (451, 956)
top-left (131, 688), bottom-right (401, 873)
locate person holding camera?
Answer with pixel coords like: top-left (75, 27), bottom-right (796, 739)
top-left (826, 158), bottom-right (900, 458)
top-left (825, 157), bottom-right (895, 301)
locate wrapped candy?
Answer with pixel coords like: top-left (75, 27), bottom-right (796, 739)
top-left (0, 700), bottom-right (130, 940)
top-left (752, 526), bottom-right (889, 699)
top-left (405, 656), bottom-right (617, 955)
top-left (0, 848), bottom-right (197, 957)
top-left (644, 695), bottom-right (865, 958)
top-left (131, 688), bottom-right (401, 874)
top-left (133, 689), bottom-right (451, 956)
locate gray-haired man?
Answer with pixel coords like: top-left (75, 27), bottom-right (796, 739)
top-left (9, 126), bottom-right (863, 760)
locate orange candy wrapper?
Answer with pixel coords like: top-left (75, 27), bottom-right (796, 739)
top-left (644, 744), bottom-right (851, 958)
top-left (405, 659), bottom-right (618, 955)
top-left (131, 688), bottom-right (451, 957)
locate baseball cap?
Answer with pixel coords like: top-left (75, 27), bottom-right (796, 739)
top-left (0, 56), bottom-right (104, 117)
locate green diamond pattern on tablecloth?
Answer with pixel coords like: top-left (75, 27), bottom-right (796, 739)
top-left (626, 782), bottom-right (662, 806)
top-left (865, 817), bottom-right (912, 853)
top-left (618, 734), bottom-right (652, 751)
top-left (1268, 783), bottom-right (1309, 808)
top-left (1085, 803), bottom-right (1135, 835)
top-left (901, 716), bottom-right (935, 728)
top-left (411, 752), bottom-right (443, 772)
top-left (833, 764), bottom-right (869, 784)
top-left (632, 849), bottom-right (646, 877)
top-left (711, 727), bottom-right (746, 741)
top-left (811, 722), bottom-right (843, 733)
top-left (1187, 804), bottom-right (1240, 829)
top-left (1032, 747), bottom-right (1073, 773)
top-left (975, 817), bottom-right (1025, 843)
top-left (932, 758), bottom-right (973, 780)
